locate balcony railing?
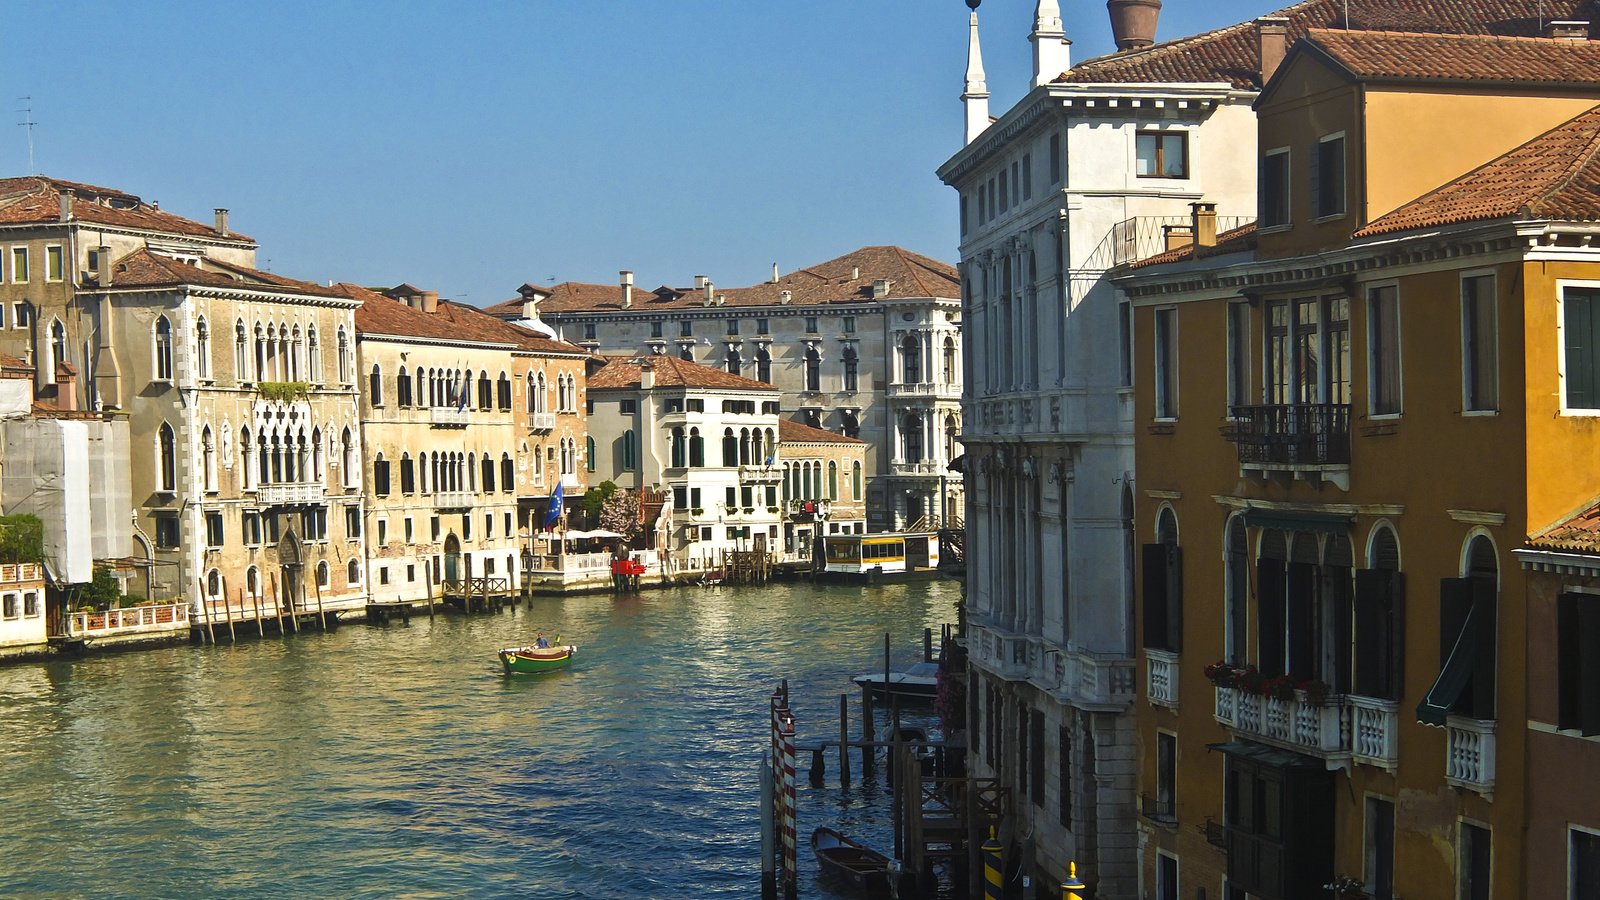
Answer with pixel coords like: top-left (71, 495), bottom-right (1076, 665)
top-left (435, 491), bottom-right (474, 510)
top-left (1228, 404), bottom-right (1351, 466)
top-left (1139, 793), bottom-right (1176, 823)
top-left (65, 603), bottom-right (188, 638)
top-left (739, 465), bottom-right (782, 483)
top-left (257, 482), bottom-right (326, 507)
top-left (1445, 716), bottom-right (1496, 795)
top-left (1349, 695), bottom-right (1400, 769)
top-left (888, 382), bottom-right (961, 399)
top-left (1146, 649), bottom-right (1179, 709)
top-left (530, 412), bottom-right (556, 431)
top-left (892, 460), bottom-right (945, 476)
top-left (1214, 685), bottom-right (1351, 757)
top-left (0, 563), bottom-right (43, 584)
top-left (431, 406), bottom-right (470, 427)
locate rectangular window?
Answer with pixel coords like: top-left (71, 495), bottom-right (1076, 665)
top-left (205, 512), bottom-right (224, 548)
top-left (1227, 301), bottom-right (1250, 411)
top-left (345, 506), bottom-right (362, 539)
top-left (1, 594), bottom-right (14, 619)
top-left (1462, 274), bottom-right (1498, 411)
top-left (1155, 731), bottom-right (1176, 820)
top-left (462, 515), bottom-right (472, 541)
top-left (1119, 300), bottom-right (1134, 387)
top-left (1021, 152), bottom-right (1032, 200)
top-left (1459, 822), bottom-right (1491, 900)
top-left (373, 459), bottom-right (390, 497)
top-left (1049, 133), bottom-right (1062, 186)
top-left (404, 517), bottom-right (414, 543)
top-left (842, 316), bottom-right (856, 334)
top-left (804, 316), bottom-right (819, 333)
top-left (582, 323), bottom-right (596, 340)
top-left (1057, 725), bottom-right (1072, 827)
top-left (725, 486), bottom-right (737, 508)
top-left (961, 194), bottom-right (969, 236)
top-left (379, 566), bottom-right (389, 585)
top-left (977, 185), bottom-right (987, 224)
top-left (302, 507), bottom-right (327, 541)
top-left (1156, 851), bottom-right (1178, 900)
top-left (998, 168), bottom-right (1008, 213)
top-left (1366, 797), bottom-right (1396, 900)
top-left (686, 398), bottom-right (704, 412)
top-left (1557, 592), bottom-right (1600, 735)
top-left (407, 564), bottom-right (416, 582)
top-left (485, 513), bottom-right (494, 539)
top-left (377, 518), bottom-right (387, 546)
top-left (1563, 286), bottom-right (1600, 411)
top-left (726, 318), bottom-right (739, 335)
top-left (674, 485), bottom-right (688, 509)
top-left (1368, 285), bottom-right (1402, 415)
top-left (1573, 828), bottom-right (1600, 900)
top-left (1154, 307), bottom-right (1178, 418)
top-left (11, 246), bottom-right (29, 283)
top-left (505, 512), bottom-right (512, 535)
top-left (45, 245), bottom-right (63, 282)
top-left (680, 320), bottom-right (693, 337)
top-left (23, 592), bottom-right (38, 617)
top-left (265, 513), bottom-right (280, 544)
top-left (1137, 131), bottom-right (1189, 179)
top-left (13, 302), bottom-right (29, 327)
top-left (651, 321), bottom-right (663, 338)
top-left (154, 514), bottom-right (180, 549)
top-left (690, 487), bottom-right (702, 508)
top-left (242, 512), bottom-right (262, 546)
top-left (1313, 135), bottom-right (1346, 219)
top-left (1261, 149), bottom-right (1291, 228)
top-left (757, 318), bottom-right (769, 335)
top-left (430, 516), bottom-right (441, 542)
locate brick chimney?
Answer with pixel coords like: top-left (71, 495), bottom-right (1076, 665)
top-left (55, 361), bottom-right (78, 411)
top-left (1257, 17), bottom-right (1289, 84)
top-left (58, 191), bottom-right (73, 223)
top-left (96, 245), bottom-right (113, 287)
top-left (1191, 201), bottom-right (1218, 248)
top-left (214, 208), bottom-right (229, 236)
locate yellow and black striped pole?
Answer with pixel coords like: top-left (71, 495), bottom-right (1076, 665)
top-left (1061, 860), bottom-right (1087, 900)
top-left (982, 827), bottom-right (1003, 900)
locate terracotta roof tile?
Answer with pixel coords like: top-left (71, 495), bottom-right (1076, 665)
top-left (1057, 0), bottom-right (1595, 90)
top-left (1357, 104), bottom-right (1600, 236)
top-left (587, 355), bottom-right (779, 392)
top-left (87, 247), bottom-right (344, 298)
top-left (1305, 28), bottom-right (1600, 84)
top-left (1529, 497), bottom-right (1600, 553)
top-left (1127, 223), bottom-right (1259, 269)
top-left (343, 283), bottom-right (586, 355)
top-left (0, 175), bottom-right (250, 242)
top-left (778, 418), bottom-right (865, 445)
top-left (483, 246), bottom-right (958, 316)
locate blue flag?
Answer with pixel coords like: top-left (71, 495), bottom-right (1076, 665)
top-left (543, 480), bottom-right (564, 529)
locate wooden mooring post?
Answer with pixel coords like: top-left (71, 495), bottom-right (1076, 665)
top-left (838, 692), bottom-right (851, 785)
top-left (861, 683), bottom-right (876, 776)
top-left (196, 578), bottom-right (215, 644)
top-left (314, 578), bottom-right (327, 630)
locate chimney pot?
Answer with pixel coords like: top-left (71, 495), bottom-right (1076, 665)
top-left (771, 262), bottom-right (780, 283)
top-left (1107, 0), bottom-right (1162, 52)
top-left (694, 274), bottom-right (709, 290)
top-left (780, 290), bottom-right (793, 305)
top-left (214, 208), bottom-right (229, 236)
top-left (1191, 201), bottom-right (1218, 249)
top-left (703, 280), bottom-right (714, 306)
top-left (1256, 17), bottom-right (1289, 85)
top-left (1547, 19), bottom-right (1590, 40)
top-left (420, 291), bottom-right (439, 314)
top-left (96, 245), bottom-right (113, 287)
top-left (851, 266), bottom-right (860, 280)
top-left (621, 270), bottom-right (634, 309)
top-left (59, 192), bottom-right (73, 223)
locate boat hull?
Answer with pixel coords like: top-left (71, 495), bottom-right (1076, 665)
top-left (499, 645), bottom-right (576, 674)
top-left (812, 827), bottom-right (892, 896)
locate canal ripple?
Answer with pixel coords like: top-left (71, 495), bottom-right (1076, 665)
top-left (0, 580), bottom-right (958, 898)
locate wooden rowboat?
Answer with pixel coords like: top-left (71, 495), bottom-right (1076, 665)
top-left (498, 644), bottom-right (576, 675)
top-left (811, 826), bottom-right (892, 896)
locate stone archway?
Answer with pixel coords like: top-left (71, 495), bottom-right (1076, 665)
top-left (278, 528), bottom-right (303, 610)
top-left (443, 533), bottom-right (461, 584)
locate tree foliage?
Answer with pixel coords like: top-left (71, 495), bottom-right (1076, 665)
top-left (0, 513), bottom-right (44, 564)
top-left (581, 480), bottom-right (618, 520)
top-left (599, 488), bottom-right (642, 544)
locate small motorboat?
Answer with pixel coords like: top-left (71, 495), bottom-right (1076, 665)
top-left (852, 660), bottom-right (940, 703)
top-left (811, 826), bottom-right (892, 896)
top-left (498, 643), bottom-right (577, 675)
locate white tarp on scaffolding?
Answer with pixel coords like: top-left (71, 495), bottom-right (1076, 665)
top-left (1, 417), bottom-right (128, 585)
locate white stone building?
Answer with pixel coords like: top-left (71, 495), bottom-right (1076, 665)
top-left (936, 1), bottom-right (1266, 895)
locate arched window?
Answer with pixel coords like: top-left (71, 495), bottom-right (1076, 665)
top-left (1143, 505), bottom-right (1182, 654)
top-left (310, 427), bottom-right (324, 484)
top-left (254, 322), bottom-right (267, 380)
top-left (373, 452), bottom-right (389, 496)
top-left (901, 334), bottom-right (921, 384)
top-left (726, 347), bottom-right (741, 375)
top-left (902, 413), bottom-right (924, 463)
top-left (526, 372), bottom-right (536, 413)
top-left (621, 430), bottom-right (637, 470)
top-left (536, 372), bottom-right (548, 413)
top-left (206, 569), bottom-right (222, 601)
top-left (842, 345), bottom-right (859, 392)
top-left (289, 325), bottom-right (302, 381)
top-left (235, 320), bottom-right (249, 382)
top-left (316, 561), bottom-right (330, 589)
top-left (195, 317), bottom-right (210, 380)
top-left (689, 427), bottom-right (705, 467)
top-left (501, 454), bottom-right (514, 493)
top-left (347, 558), bottom-right (362, 586)
top-left (943, 335), bottom-right (958, 383)
top-left (756, 346), bottom-right (772, 383)
top-left (307, 325), bottom-right (321, 383)
top-left (370, 364), bottom-right (384, 407)
top-left (337, 327), bottom-right (351, 383)
top-left (50, 319), bottom-right (67, 375)
top-left (342, 427), bottom-right (357, 488)
top-left (586, 435), bottom-right (596, 472)
top-left (201, 426), bottom-right (217, 492)
top-left (152, 316), bottom-right (174, 381)
top-left (157, 422), bottom-right (176, 492)
top-left (400, 452), bottom-right (415, 494)
top-left (723, 428), bottom-right (738, 467)
top-left (671, 427), bottom-right (686, 468)
top-left (239, 427), bottom-right (254, 490)
top-left (851, 460), bottom-right (862, 498)
top-left (1224, 515), bottom-right (1248, 663)
top-left (497, 372), bottom-right (512, 411)
top-left (945, 415), bottom-right (960, 461)
top-left (397, 366), bottom-right (411, 407)
top-left (482, 454), bottom-right (495, 493)
top-left (478, 371), bottom-right (493, 410)
top-left (1429, 533), bottom-right (1499, 721)
top-left (804, 347), bottom-right (821, 392)
top-left (246, 566), bottom-right (261, 598)
top-left (828, 461), bottom-right (838, 500)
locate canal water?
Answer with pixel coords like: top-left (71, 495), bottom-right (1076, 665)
top-left (0, 580), bottom-right (960, 898)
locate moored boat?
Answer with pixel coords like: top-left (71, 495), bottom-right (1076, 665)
top-left (498, 644), bottom-right (577, 675)
top-left (852, 660), bottom-right (940, 703)
top-left (811, 826), bottom-right (892, 896)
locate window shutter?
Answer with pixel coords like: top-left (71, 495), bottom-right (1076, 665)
top-left (1166, 544), bottom-right (1184, 652)
top-left (1355, 569), bottom-right (1405, 699)
top-left (1469, 576), bottom-right (1497, 720)
top-left (1327, 566), bottom-right (1353, 693)
top-left (1286, 561), bottom-right (1317, 679)
top-left (1309, 141), bottom-right (1322, 218)
top-left (1142, 543), bottom-right (1170, 651)
top-left (1579, 597), bottom-right (1600, 735)
top-left (1559, 593), bottom-right (1581, 730)
top-left (1258, 558), bottom-right (1286, 674)
top-left (1439, 577), bottom-right (1474, 716)
top-left (1566, 293), bottom-right (1598, 408)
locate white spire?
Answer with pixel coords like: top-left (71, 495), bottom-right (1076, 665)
top-left (963, 10), bottom-right (990, 145)
top-left (1030, 0), bottom-right (1071, 87)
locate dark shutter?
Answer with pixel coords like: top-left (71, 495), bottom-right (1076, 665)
top-left (1418, 578), bottom-right (1476, 725)
top-left (1143, 543), bottom-right (1170, 651)
top-left (1166, 544), bottom-right (1184, 652)
top-left (1566, 291), bottom-right (1599, 409)
top-left (1355, 569), bottom-right (1405, 699)
top-left (1286, 562), bottom-right (1317, 679)
top-left (1309, 140), bottom-right (1322, 219)
top-left (1259, 558), bottom-right (1286, 675)
top-left (1469, 576), bottom-right (1497, 720)
top-left (1559, 593), bottom-right (1581, 730)
top-left (1580, 598), bottom-right (1600, 735)
top-left (1327, 567), bottom-right (1353, 693)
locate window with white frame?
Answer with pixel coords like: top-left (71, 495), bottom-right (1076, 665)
top-left (337, 327), bottom-right (351, 383)
top-left (1154, 307), bottom-right (1178, 419)
top-left (1155, 850), bottom-right (1178, 900)
top-left (195, 316), bottom-right (210, 380)
top-left (1562, 286), bottom-right (1600, 412)
top-left (1462, 273), bottom-right (1497, 412)
top-left (1137, 131), bottom-right (1189, 179)
top-left (201, 426), bottom-right (217, 492)
top-left (12, 246), bottom-right (29, 282)
top-left (1572, 827), bottom-right (1600, 900)
top-left (45, 245), bottom-right (63, 282)
top-left (153, 316), bottom-right (174, 382)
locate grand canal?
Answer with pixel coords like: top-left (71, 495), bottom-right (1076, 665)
top-left (0, 580), bottom-right (960, 898)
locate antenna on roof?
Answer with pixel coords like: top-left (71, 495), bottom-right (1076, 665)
top-left (1343, 0), bottom-right (1350, 29)
top-left (16, 97), bottom-right (36, 175)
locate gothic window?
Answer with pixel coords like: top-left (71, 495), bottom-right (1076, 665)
top-left (195, 316), bottom-right (210, 380)
top-left (201, 426), bottom-right (217, 492)
top-left (235, 320), bottom-right (249, 382)
top-left (397, 366), bottom-right (411, 406)
top-left (804, 347), bottom-right (821, 392)
top-left (337, 327), bottom-right (351, 383)
top-left (370, 364), bottom-right (383, 407)
top-left (901, 334), bottom-right (921, 384)
top-left (307, 325), bottom-right (321, 383)
top-left (157, 422), bottom-right (176, 492)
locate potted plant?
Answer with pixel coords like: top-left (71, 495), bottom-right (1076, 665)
top-left (1203, 660), bottom-right (1240, 688)
top-left (1323, 875), bottom-right (1367, 899)
top-left (1233, 665), bottom-right (1265, 696)
top-left (1300, 678), bottom-right (1333, 706)
top-left (1263, 674), bottom-right (1298, 701)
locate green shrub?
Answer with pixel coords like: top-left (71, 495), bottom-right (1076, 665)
top-left (0, 514), bottom-right (44, 564)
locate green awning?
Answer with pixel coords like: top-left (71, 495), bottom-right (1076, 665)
top-left (1241, 509), bottom-right (1353, 535)
top-left (1417, 605), bottom-right (1477, 726)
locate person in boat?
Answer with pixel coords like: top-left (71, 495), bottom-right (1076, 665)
top-left (534, 633), bottom-right (549, 649)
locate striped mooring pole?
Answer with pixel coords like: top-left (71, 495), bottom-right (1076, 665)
top-left (778, 705), bottom-right (798, 900)
top-left (1062, 860), bottom-right (1088, 900)
top-left (982, 826), bottom-right (1004, 900)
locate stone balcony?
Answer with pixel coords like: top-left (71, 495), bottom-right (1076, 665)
top-left (970, 621), bottom-right (1135, 711)
top-left (1349, 695), bottom-right (1400, 770)
top-left (256, 482), bottom-right (325, 507)
top-left (739, 465), bottom-right (781, 483)
top-left (529, 412), bottom-right (556, 431)
top-left (431, 406), bottom-right (470, 427)
top-left (888, 381), bottom-right (961, 400)
top-left (1445, 715), bottom-right (1496, 796)
top-left (1214, 685), bottom-right (1350, 760)
top-left (891, 460), bottom-right (946, 477)
top-left (1146, 649), bottom-right (1179, 709)
top-left (434, 491), bottom-right (474, 510)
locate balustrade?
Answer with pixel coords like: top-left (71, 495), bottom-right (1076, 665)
top-left (1445, 716), bottom-right (1496, 795)
top-left (1349, 695), bottom-right (1400, 769)
top-left (1146, 649), bottom-right (1179, 709)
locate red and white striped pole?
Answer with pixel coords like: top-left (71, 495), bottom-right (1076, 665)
top-left (778, 706), bottom-right (798, 900)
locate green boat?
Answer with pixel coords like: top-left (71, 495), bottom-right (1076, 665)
top-left (498, 644), bottom-right (576, 675)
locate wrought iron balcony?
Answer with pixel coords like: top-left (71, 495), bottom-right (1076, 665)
top-left (1227, 403), bottom-right (1351, 467)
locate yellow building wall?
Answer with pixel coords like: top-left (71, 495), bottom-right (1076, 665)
top-left (1519, 259), bottom-right (1600, 532)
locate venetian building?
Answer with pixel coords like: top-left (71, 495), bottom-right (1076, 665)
top-left (486, 246), bottom-right (963, 530)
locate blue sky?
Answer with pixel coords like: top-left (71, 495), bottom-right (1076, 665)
top-left (0, 1), bottom-right (1266, 305)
